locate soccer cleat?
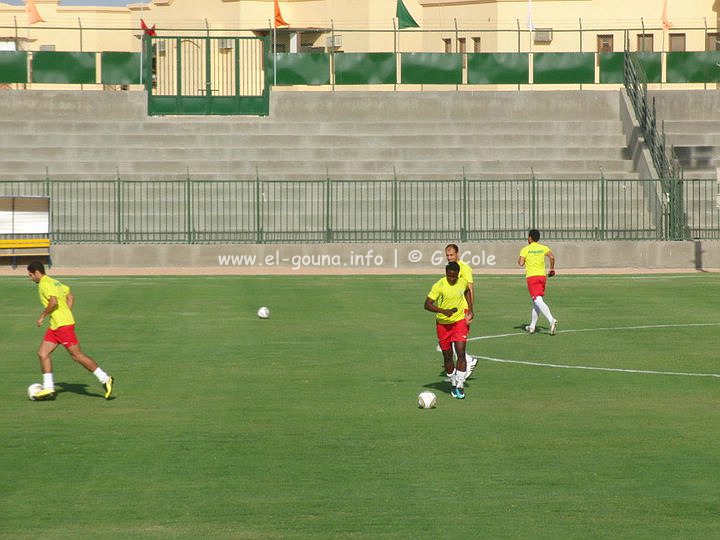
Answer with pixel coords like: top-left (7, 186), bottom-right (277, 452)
top-left (451, 387), bottom-right (465, 399)
top-left (103, 376), bottom-right (114, 400)
top-left (550, 320), bottom-right (558, 336)
top-left (466, 356), bottom-right (478, 379)
top-left (34, 388), bottom-right (57, 401)
top-left (524, 325), bottom-right (536, 334)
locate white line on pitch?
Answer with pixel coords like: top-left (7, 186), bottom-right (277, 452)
top-left (468, 322), bottom-right (720, 342)
top-left (473, 355), bottom-right (720, 378)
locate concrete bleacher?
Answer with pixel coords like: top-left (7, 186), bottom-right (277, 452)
top-left (651, 90), bottom-right (720, 180)
top-left (650, 91), bottom-right (720, 238)
top-left (0, 89), bottom-right (637, 182)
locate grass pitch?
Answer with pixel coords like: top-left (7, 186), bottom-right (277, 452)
top-left (1, 273), bottom-right (719, 539)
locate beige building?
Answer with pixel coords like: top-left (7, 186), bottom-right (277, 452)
top-left (0, 0), bottom-right (718, 55)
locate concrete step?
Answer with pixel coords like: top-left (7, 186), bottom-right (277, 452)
top-left (662, 120), bottom-right (720, 133)
top-left (0, 132), bottom-right (629, 148)
top-left (0, 171), bottom-right (641, 182)
top-left (0, 157), bottom-right (637, 175)
top-left (1, 146), bottom-right (632, 161)
top-left (650, 90), bottom-right (720, 120)
top-left (0, 90), bottom-right (146, 119)
top-left (0, 119), bottom-right (626, 136)
top-left (270, 90), bottom-right (621, 121)
top-left (666, 134), bottom-right (720, 146)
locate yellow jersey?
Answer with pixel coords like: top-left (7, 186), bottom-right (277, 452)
top-left (427, 276), bottom-right (469, 324)
top-left (458, 259), bottom-right (473, 286)
top-left (519, 242), bottom-right (551, 278)
top-left (38, 275), bottom-right (75, 330)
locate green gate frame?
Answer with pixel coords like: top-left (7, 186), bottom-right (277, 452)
top-left (145, 35), bottom-right (271, 116)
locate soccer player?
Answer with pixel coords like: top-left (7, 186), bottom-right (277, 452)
top-left (27, 261), bottom-right (114, 401)
top-left (444, 244), bottom-right (478, 378)
top-left (518, 229), bottom-right (558, 335)
top-left (424, 261), bottom-right (474, 399)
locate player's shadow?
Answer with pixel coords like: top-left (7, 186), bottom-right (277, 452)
top-left (56, 382), bottom-right (105, 399)
top-left (423, 371), bottom-right (474, 395)
top-left (514, 323), bottom-right (545, 333)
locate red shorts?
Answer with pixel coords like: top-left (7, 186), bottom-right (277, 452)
top-left (436, 318), bottom-right (469, 351)
top-left (43, 324), bottom-right (79, 348)
top-left (527, 276), bottom-right (547, 299)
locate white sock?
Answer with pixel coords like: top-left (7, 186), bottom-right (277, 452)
top-left (446, 369), bottom-right (457, 386)
top-left (43, 372), bottom-right (54, 390)
top-left (529, 306), bottom-right (539, 329)
top-left (93, 367), bottom-right (110, 384)
top-left (455, 370), bottom-right (466, 389)
top-left (533, 296), bottom-right (555, 324)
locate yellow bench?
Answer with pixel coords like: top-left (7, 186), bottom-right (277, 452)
top-left (0, 238), bottom-right (51, 268)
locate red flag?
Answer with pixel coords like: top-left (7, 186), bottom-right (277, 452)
top-left (661, 0), bottom-right (673, 30)
top-left (140, 19), bottom-right (157, 37)
top-left (26, 0), bottom-right (44, 25)
top-left (274, 0), bottom-right (289, 28)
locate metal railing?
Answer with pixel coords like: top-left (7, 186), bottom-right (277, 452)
top-left (1, 178), bottom-right (717, 243)
top-left (623, 41), bottom-right (688, 240)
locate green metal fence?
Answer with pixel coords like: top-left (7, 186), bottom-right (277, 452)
top-left (1, 178), bottom-right (716, 243)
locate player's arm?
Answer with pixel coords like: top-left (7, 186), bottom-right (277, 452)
top-left (464, 287), bottom-right (474, 323)
top-left (517, 255), bottom-right (526, 267)
top-left (424, 297), bottom-right (456, 317)
top-left (547, 250), bottom-right (556, 277)
top-left (66, 291), bottom-right (74, 310)
top-left (37, 296), bottom-right (58, 327)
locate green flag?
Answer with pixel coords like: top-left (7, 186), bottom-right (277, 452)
top-left (396, 0), bottom-right (419, 29)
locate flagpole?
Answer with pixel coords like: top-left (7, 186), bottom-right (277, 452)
top-left (393, 18), bottom-right (397, 92)
top-left (139, 3), bottom-right (144, 85)
top-left (272, 19), bottom-right (276, 86)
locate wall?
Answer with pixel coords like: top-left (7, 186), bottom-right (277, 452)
top-left (47, 240), bottom-right (720, 271)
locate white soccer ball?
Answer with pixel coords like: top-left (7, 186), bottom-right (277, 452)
top-left (257, 306), bottom-right (270, 319)
top-left (417, 391), bottom-right (437, 409)
top-left (27, 383), bottom-right (43, 401)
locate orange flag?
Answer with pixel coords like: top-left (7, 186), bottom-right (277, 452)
top-left (26, 0), bottom-right (44, 25)
top-left (274, 0), bottom-right (289, 27)
top-left (661, 0), bottom-right (673, 30)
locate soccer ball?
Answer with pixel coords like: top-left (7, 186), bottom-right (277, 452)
top-left (257, 306), bottom-right (270, 319)
top-left (417, 391), bottom-right (437, 409)
top-left (27, 383), bottom-right (43, 401)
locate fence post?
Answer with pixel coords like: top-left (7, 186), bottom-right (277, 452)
top-left (599, 173), bottom-right (606, 240)
top-left (116, 177), bottom-right (123, 244)
top-left (186, 179), bottom-right (192, 244)
top-left (392, 168), bottom-right (399, 243)
top-left (529, 169), bottom-right (537, 228)
top-left (325, 176), bottom-right (332, 242)
top-left (255, 173), bottom-right (263, 244)
top-left (461, 170), bottom-right (467, 242)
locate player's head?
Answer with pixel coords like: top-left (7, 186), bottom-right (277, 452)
top-left (528, 229), bottom-right (540, 242)
top-left (445, 261), bottom-right (461, 284)
top-left (27, 261), bottom-right (46, 283)
top-left (445, 244), bottom-right (459, 262)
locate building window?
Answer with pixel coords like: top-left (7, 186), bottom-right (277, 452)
top-left (637, 33), bottom-right (654, 52)
top-left (705, 32), bottom-right (720, 51)
top-left (472, 37), bottom-right (481, 53)
top-left (669, 33), bottom-right (686, 52)
top-left (597, 34), bottom-right (613, 53)
top-left (443, 38), bottom-right (452, 54)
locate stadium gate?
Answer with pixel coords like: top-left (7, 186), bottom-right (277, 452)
top-left (144, 35), bottom-right (271, 116)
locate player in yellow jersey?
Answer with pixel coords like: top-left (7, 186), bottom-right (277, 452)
top-left (27, 261), bottom-right (114, 401)
top-left (518, 229), bottom-right (558, 335)
top-left (444, 244), bottom-right (478, 378)
top-left (424, 261), bottom-right (474, 399)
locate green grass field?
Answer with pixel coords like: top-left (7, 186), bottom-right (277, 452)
top-left (1, 273), bottom-right (719, 539)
